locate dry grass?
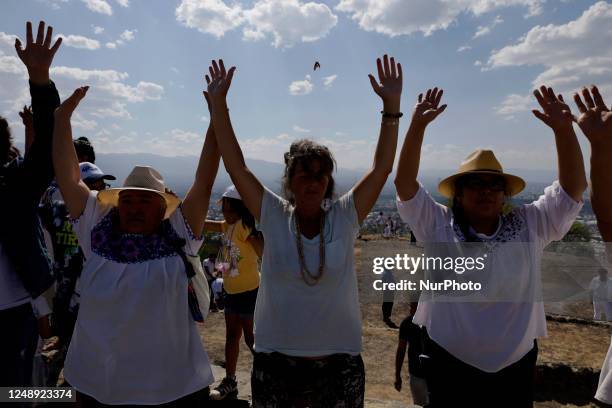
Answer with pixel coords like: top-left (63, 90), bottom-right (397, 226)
top-left (198, 237), bottom-right (612, 407)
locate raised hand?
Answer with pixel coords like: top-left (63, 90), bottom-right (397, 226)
top-left (411, 88), bottom-right (447, 128)
top-left (14, 21), bottom-right (62, 85)
top-left (54, 87), bottom-right (89, 119)
top-left (573, 85), bottom-right (612, 146)
top-left (205, 59), bottom-right (235, 106)
top-left (532, 85), bottom-right (574, 133)
top-left (19, 105), bottom-right (33, 128)
top-left (368, 54), bottom-right (402, 109)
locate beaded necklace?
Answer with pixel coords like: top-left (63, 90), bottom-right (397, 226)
top-left (294, 211), bottom-right (326, 286)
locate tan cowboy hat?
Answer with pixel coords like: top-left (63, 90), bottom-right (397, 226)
top-left (97, 166), bottom-right (181, 218)
top-left (438, 149), bottom-right (525, 198)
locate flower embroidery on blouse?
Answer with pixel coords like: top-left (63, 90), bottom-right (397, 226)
top-left (452, 210), bottom-right (525, 245)
top-left (90, 208), bottom-right (184, 263)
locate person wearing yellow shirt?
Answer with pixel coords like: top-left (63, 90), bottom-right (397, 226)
top-left (204, 185), bottom-right (262, 400)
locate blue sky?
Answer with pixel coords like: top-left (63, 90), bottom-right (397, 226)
top-left (1, 0), bottom-right (610, 171)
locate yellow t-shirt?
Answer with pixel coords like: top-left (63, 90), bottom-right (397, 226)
top-left (220, 220), bottom-right (260, 294)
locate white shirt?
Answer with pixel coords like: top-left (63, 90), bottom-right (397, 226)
top-left (0, 242), bottom-right (52, 317)
top-left (396, 181), bottom-right (582, 372)
top-left (212, 277), bottom-right (224, 298)
top-left (591, 277), bottom-right (612, 302)
top-left (64, 192), bottom-right (213, 404)
top-left (254, 187), bottom-right (362, 357)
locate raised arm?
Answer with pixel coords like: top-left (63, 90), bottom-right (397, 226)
top-left (53, 87), bottom-right (91, 219)
top-left (573, 86), bottom-right (612, 241)
top-left (182, 93), bottom-right (221, 235)
top-left (19, 105), bottom-right (34, 155)
top-left (352, 55), bottom-right (402, 223)
top-left (395, 88), bottom-right (447, 201)
top-left (15, 21), bottom-right (62, 199)
top-left (532, 85), bottom-right (587, 202)
top-left (206, 59), bottom-right (264, 221)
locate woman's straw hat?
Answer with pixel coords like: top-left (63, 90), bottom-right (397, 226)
top-left (437, 149), bottom-right (525, 198)
top-left (97, 166), bottom-right (181, 218)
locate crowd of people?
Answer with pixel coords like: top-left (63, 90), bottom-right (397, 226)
top-left (1, 19), bottom-right (612, 408)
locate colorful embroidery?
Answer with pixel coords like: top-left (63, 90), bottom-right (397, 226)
top-left (90, 209), bottom-right (184, 263)
top-left (452, 210), bottom-right (526, 244)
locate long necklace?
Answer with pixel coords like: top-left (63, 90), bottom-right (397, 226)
top-left (294, 211), bottom-right (326, 286)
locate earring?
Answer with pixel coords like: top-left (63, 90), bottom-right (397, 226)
top-left (321, 198), bottom-right (332, 212)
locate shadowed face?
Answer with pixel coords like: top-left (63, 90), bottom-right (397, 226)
top-left (117, 190), bottom-right (166, 234)
top-left (455, 174), bottom-right (506, 221)
top-left (221, 198), bottom-right (240, 225)
top-left (289, 160), bottom-right (330, 212)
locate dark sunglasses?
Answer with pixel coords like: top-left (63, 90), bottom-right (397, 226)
top-left (462, 177), bottom-right (506, 192)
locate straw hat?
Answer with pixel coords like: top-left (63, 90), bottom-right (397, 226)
top-left (97, 166), bottom-right (181, 218)
top-left (437, 150), bottom-right (525, 198)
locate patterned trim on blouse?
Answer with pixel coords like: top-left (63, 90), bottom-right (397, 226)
top-left (90, 208), bottom-right (184, 264)
top-left (452, 210), bottom-right (526, 246)
top-left (177, 204), bottom-right (203, 241)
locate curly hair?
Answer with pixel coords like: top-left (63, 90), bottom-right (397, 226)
top-left (281, 139), bottom-right (336, 204)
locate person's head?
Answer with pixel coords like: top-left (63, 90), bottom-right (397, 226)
top-left (439, 150), bottom-right (525, 238)
top-left (97, 166), bottom-right (180, 235)
top-left (219, 185), bottom-right (256, 231)
top-left (282, 139), bottom-right (336, 211)
top-left (453, 174), bottom-right (507, 221)
top-left (0, 116), bottom-right (19, 164)
top-left (73, 137), bottom-right (95, 163)
top-left (79, 162), bottom-right (116, 191)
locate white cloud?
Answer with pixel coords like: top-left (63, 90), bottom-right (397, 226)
top-left (473, 14), bottom-right (503, 39)
top-left (495, 93), bottom-right (532, 117)
top-left (115, 0), bottom-right (129, 7)
top-left (92, 25), bottom-right (105, 34)
top-left (73, 112), bottom-right (99, 131)
top-left (289, 74), bottom-right (313, 95)
top-left (120, 29), bottom-right (137, 42)
top-left (489, 1), bottom-right (612, 115)
top-left (335, 0), bottom-right (542, 37)
top-left (242, 0), bottom-right (337, 48)
top-left (457, 45), bottom-right (472, 52)
top-left (293, 125), bottom-right (310, 133)
top-left (474, 60), bottom-right (482, 66)
top-left (57, 34), bottom-right (101, 50)
top-left (40, 0), bottom-right (69, 10)
top-left (176, 0), bottom-right (337, 48)
top-left (82, 0), bottom-right (113, 15)
top-left (171, 67), bottom-right (180, 74)
top-left (169, 128), bottom-right (201, 142)
top-left (322, 74), bottom-right (337, 88)
top-left (176, 0), bottom-right (244, 38)
top-left (105, 42), bottom-right (117, 49)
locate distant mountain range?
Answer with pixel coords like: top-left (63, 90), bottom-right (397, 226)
top-left (95, 152), bottom-right (559, 199)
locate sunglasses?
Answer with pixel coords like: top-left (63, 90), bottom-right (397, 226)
top-left (461, 177), bottom-right (506, 192)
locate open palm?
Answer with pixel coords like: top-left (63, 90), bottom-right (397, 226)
top-left (574, 86), bottom-right (612, 145)
top-left (532, 86), bottom-right (573, 133)
top-left (15, 21), bottom-right (62, 82)
top-left (368, 55), bottom-right (402, 105)
top-left (412, 87), bottom-right (447, 127)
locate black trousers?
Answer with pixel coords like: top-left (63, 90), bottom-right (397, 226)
top-left (422, 332), bottom-right (538, 408)
top-left (382, 302), bottom-right (393, 320)
top-left (0, 302), bottom-right (38, 387)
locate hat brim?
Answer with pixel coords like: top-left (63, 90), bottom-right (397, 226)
top-left (97, 187), bottom-right (181, 219)
top-left (84, 174), bottom-right (116, 183)
top-left (438, 170), bottom-right (526, 198)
